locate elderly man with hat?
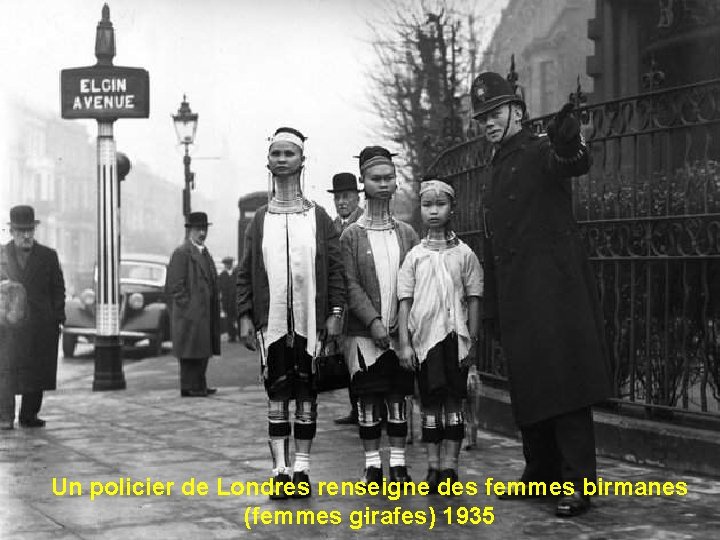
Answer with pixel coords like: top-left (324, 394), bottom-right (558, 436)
top-left (328, 172), bottom-right (364, 235)
top-left (0, 205), bottom-right (65, 429)
top-left (328, 172), bottom-right (364, 425)
top-left (472, 72), bottom-right (612, 517)
top-left (218, 256), bottom-right (238, 342)
top-left (165, 211), bottom-right (221, 397)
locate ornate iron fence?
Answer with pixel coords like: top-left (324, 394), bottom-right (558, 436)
top-left (428, 78), bottom-right (720, 420)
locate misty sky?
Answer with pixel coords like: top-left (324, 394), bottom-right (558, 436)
top-left (1, 0), bottom-right (392, 212)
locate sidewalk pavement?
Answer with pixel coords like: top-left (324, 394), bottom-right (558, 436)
top-left (2, 345), bottom-right (720, 539)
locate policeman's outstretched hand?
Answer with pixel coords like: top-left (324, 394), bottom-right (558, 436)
top-left (547, 102), bottom-right (581, 154)
top-left (239, 314), bottom-right (257, 351)
top-left (369, 318), bottom-right (390, 350)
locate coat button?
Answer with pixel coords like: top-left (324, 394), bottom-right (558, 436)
top-left (494, 255), bottom-right (501, 264)
top-left (508, 194), bottom-right (516, 201)
top-left (506, 221), bottom-right (513, 228)
top-left (511, 166), bottom-right (517, 173)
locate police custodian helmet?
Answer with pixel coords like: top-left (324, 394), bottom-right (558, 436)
top-left (471, 72), bottom-right (526, 118)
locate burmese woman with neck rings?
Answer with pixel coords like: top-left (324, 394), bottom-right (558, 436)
top-left (340, 146), bottom-right (419, 485)
top-left (236, 127), bottom-right (345, 499)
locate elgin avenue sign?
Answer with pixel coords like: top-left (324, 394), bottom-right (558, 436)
top-left (61, 66), bottom-right (149, 120)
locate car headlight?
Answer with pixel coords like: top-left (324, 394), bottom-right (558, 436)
top-left (80, 289), bottom-right (95, 306)
top-left (128, 292), bottom-right (144, 310)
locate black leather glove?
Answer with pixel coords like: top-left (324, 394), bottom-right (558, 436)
top-left (546, 103), bottom-right (582, 157)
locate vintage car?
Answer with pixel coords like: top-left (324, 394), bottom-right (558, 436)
top-left (62, 253), bottom-right (170, 358)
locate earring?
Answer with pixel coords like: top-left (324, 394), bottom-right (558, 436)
top-left (267, 170), bottom-right (272, 206)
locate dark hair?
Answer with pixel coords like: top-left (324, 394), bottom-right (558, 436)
top-left (274, 126), bottom-right (306, 142)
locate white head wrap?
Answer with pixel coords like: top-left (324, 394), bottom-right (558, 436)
top-left (271, 131), bottom-right (305, 151)
top-left (420, 179), bottom-right (455, 200)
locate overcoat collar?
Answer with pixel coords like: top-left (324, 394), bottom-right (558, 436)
top-left (492, 128), bottom-right (534, 165)
top-left (6, 241), bottom-right (40, 283)
top-left (184, 239), bottom-right (211, 282)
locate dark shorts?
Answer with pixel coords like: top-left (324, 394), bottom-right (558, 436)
top-left (418, 333), bottom-right (468, 407)
top-left (351, 348), bottom-right (415, 397)
top-left (264, 335), bottom-right (316, 401)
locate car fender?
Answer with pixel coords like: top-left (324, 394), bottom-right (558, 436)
top-left (64, 299), bottom-right (94, 329)
top-left (122, 302), bottom-right (167, 333)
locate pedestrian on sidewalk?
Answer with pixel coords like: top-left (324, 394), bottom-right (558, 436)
top-left (397, 179), bottom-right (482, 492)
top-left (327, 172), bottom-right (364, 426)
top-left (218, 256), bottom-right (238, 342)
top-left (341, 145), bottom-right (419, 484)
top-left (236, 127), bottom-right (344, 498)
top-left (471, 71), bottom-right (612, 517)
top-left (0, 206), bottom-right (65, 429)
top-left (165, 212), bottom-right (221, 398)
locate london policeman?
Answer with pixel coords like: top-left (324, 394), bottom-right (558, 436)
top-left (472, 72), bottom-right (612, 517)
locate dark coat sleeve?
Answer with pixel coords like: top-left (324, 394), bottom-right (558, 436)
top-left (341, 226), bottom-right (381, 328)
top-left (166, 247), bottom-right (191, 310)
top-left (481, 233), bottom-right (498, 320)
top-left (236, 217), bottom-right (256, 318)
top-left (318, 206), bottom-right (345, 311)
top-left (541, 136), bottom-right (590, 178)
top-left (49, 249), bottom-right (66, 324)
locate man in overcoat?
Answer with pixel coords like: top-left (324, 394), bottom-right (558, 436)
top-left (472, 72), bottom-right (612, 517)
top-left (166, 212), bottom-right (221, 397)
top-left (218, 256), bottom-right (238, 342)
top-left (328, 172), bottom-right (364, 425)
top-left (0, 205), bottom-right (65, 428)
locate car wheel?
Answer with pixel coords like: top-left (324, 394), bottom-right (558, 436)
top-left (62, 334), bottom-right (77, 358)
top-left (148, 334), bottom-right (163, 357)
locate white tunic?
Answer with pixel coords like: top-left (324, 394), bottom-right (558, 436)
top-left (397, 240), bottom-right (483, 364)
top-left (261, 207), bottom-right (317, 357)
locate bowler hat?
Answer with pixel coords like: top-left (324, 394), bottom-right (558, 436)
top-left (471, 72), bottom-right (525, 118)
top-left (8, 205), bottom-right (40, 229)
top-left (221, 256), bottom-right (234, 264)
top-left (327, 172), bottom-right (361, 193)
top-left (184, 212), bottom-right (212, 228)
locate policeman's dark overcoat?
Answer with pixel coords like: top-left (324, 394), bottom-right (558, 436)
top-left (483, 128), bottom-right (612, 426)
top-left (1, 242), bottom-right (65, 393)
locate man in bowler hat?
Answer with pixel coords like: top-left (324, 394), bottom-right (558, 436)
top-left (472, 72), bottom-right (612, 517)
top-left (328, 172), bottom-right (364, 425)
top-left (218, 256), bottom-right (238, 342)
top-left (329, 172), bottom-right (364, 235)
top-left (0, 205), bottom-right (65, 429)
top-left (166, 212), bottom-right (221, 397)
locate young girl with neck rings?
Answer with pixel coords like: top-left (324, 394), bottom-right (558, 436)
top-left (397, 179), bottom-right (483, 491)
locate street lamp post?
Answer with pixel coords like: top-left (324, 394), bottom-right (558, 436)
top-left (172, 97), bottom-right (198, 218)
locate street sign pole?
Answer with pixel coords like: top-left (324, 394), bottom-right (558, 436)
top-left (93, 118), bottom-right (124, 390)
top-left (60, 3), bottom-right (150, 390)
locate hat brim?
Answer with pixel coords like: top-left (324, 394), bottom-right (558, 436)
top-left (184, 223), bottom-right (212, 228)
top-left (473, 95), bottom-right (525, 118)
top-left (8, 220), bottom-right (40, 229)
